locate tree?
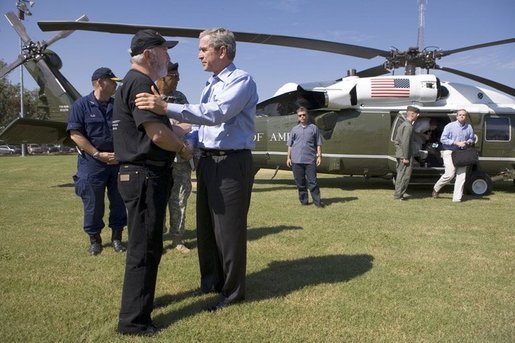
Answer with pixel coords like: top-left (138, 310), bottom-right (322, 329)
top-left (0, 60), bottom-right (45, 129)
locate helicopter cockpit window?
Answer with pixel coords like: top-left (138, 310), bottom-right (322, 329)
top-left (485, 117), bottom-right (510, 141)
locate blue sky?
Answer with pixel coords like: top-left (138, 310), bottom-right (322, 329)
top-left (1, 0), bottom-right (514, 102)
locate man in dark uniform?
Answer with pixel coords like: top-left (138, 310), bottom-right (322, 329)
top-left (67, 67), bottom-right (127, 256)
top-left (393, 105), bottom-right (419, 200)
top-left (113, 29), bottom-right (192, 337)
top-left (135, 28), bottom-right (258, 312)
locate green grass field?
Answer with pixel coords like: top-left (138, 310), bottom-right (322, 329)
top-left (0, 155), bottom-right (513, 342)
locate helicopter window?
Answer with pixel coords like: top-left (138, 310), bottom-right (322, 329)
top-left (485, 117), bottom-right (510, 142)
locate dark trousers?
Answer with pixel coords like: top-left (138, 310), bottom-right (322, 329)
top-left (292, 163), bottom-right (321, 205)
top-left (117, 164), bottom-right (171, 334)
top-left (73, 156), bottom-right (127, 236)
top-left (196, 150), bottom-right (253, 303)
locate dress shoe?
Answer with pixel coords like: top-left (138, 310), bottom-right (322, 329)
top-left (140, 324), bottom-right (160, 337)
top-left (207, 299), bottom-right (230, 312)
top-left (119, 324), bottom-right (160, 337)
top-left (432, 190), bottom-right (439, 198)
top-left (112, 240), bottom-right (126, 253)
top-left (88, 242), bottom-right (102, 256)
top-left (206, 297), bottom-right (244, 312)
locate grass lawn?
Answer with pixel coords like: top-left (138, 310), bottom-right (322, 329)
top-left (0, 155), bottom-right (513, 342)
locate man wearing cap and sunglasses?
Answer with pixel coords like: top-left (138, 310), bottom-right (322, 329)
top-left (113, 29), bottom-right (193, 337)
top-left (67, 67), bottom-right (127, 256)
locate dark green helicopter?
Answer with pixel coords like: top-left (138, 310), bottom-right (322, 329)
top-left (1, 11), bottom-right (514, 196)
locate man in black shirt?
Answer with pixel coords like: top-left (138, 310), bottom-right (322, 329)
top-left (113, 29), bottom-right (192, 337)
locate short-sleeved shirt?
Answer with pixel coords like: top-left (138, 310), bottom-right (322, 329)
top-left (66, 92), bottom-right (115, 152)
top-left (113, 69), bottom-right (174, 163)
top-left (287, 123), bottom-right (323, 164)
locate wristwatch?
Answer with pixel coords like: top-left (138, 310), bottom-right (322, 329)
top-left (93, 151), bottom-right (100, 159)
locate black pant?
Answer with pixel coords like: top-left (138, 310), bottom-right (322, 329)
top-left (117, 164), bottom-right (171, 334)
top-left (196, 150), bottom-right (253, 303)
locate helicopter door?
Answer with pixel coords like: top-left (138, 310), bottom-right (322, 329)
top-left (479, 115), bottom-right (513, 174)
top-left (388, 113), bottom-right (405, 172)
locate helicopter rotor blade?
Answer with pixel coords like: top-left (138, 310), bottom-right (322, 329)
top-left (44, 15), bottom-right (90, 47)
top-left (36, 58), bottom-right (66, 96)
top-left (5, 11), bottom-right (32, 44)
top-left (437, 65), bottom-right (515, 97)
top-left (0, 55), bottom-right (27, 79)
top-left (356, 64), bottom-right (390, 78)
top-left (37, 20), bottom-right (389, 59)
top-left (439, 38), bottom-right (515, 57)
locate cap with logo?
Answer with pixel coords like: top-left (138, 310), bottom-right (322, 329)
top-left (91, 67), bottom-right (121, 82)
top-left (130, 29), bottom-right (178, 56)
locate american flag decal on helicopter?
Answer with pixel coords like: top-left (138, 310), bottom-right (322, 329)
top-left (370, 78), bottom-right (410, 98)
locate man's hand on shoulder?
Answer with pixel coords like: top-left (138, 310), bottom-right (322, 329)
top-left (135, 85), bottom-right (167, 115)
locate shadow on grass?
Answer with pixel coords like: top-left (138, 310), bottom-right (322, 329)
top-left (153, 253), bottom-right (373, 327)
top-left (52, 183), bottom-right (75, 188)
top-left (163, 225), bottom-right (305, 253)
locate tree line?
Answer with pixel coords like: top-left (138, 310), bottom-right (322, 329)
top-left (0, 60), bottom-right (45, 130)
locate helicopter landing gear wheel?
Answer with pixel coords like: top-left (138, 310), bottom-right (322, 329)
top-left (465, 171), bottom-right (492, 196)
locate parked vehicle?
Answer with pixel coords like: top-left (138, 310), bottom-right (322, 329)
top-left (0, 144), bottom-right (15, 155)
top-left (27, 144), bottom-right (44, 154)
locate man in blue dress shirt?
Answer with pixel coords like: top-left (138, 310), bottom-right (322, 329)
top-left (135, 27), bottom-right (258, 312)
top-left (432, 109), bottom-right (475, 202)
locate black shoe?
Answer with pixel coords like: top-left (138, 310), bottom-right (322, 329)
top-left (112, 240), bottom-right (126, 253)
top-left (314, 202), bottom-right (325, 208)
top-left (206, 297), bottom-right (244, 312)
top-left (141, 324), bottom-right (160, 337)
top-left (88, 242), bottom-right (102, 256)
top-left (119, 324), bottom-right (160, 337)
top-left (207, 299), bottom-right (229, 312)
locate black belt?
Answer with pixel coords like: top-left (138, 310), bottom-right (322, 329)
top-left (200, 149), bottom-right (249, 157)
top-left (123, 160), bottom-right (170, 168)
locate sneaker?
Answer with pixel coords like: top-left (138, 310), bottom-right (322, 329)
top-left (432, 190), bottom-right (439, 198)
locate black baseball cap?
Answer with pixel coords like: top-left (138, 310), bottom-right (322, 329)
top-left (91, 67), bottom-right (121, 82)
top-left (130, 29), bottom-right (178, 56)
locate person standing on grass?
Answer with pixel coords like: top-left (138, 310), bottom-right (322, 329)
top-left (286, 104), bottom-right (324, 208)
top-left (156, 61), bottom-right (195, 254)
top-left (114, 29), bottom-right (193, 337)
top-left (67, 67), bottom-right (127, 256)
top-left (134, 27), bottom-right (258, 312)
top-left (393, 105), bottom-right (419, 200)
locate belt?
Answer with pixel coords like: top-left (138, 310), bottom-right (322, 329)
top-left (200, 149), bottom-right (249, 157)
top-left (123, 160), bottom-right (170, 168)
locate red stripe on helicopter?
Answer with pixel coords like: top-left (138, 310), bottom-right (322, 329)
top-left (371, 78), bottom-right (410, 98)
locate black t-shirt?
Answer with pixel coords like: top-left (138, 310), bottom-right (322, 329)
top-left (113, 69), bottom-right (174, 163)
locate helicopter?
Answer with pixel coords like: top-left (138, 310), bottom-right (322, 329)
top-left (1, 10), bottom-right (514, 197)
